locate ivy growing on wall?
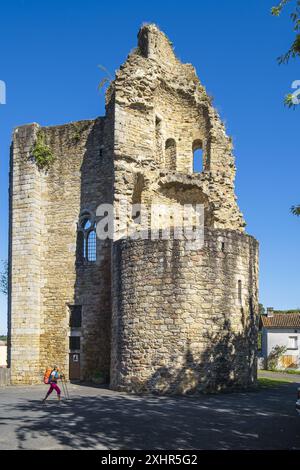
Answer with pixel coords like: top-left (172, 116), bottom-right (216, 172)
top-left (30, 130), bottom-right (55, 170)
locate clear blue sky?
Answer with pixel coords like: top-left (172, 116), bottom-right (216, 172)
top-left (0, 0), bottom-right (299, 334)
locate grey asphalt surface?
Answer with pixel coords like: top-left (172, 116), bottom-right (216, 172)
top-left (0, 378), bottom-right (299, 450)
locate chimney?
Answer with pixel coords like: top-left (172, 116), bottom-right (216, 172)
top-left (266, 307), bottom-right (274, 317)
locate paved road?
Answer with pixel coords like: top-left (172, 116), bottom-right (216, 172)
top-left (0, 380), bottom-right (299, 450)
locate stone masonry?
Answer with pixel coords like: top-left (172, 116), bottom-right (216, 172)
top-left (8, 24), bottom-right (259, 393)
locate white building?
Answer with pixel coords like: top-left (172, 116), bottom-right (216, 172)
top-left (260, 309), bottom-right (300, 369)
top-left (0, 341), bottom-right (7, 367)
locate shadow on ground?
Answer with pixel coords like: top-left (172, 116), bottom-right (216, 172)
top-left (1, 382), bottom-right (299, 450)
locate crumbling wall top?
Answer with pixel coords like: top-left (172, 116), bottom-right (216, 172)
top-left (137, 23), bottom-right (178, 65)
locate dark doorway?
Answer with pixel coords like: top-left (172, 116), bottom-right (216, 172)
top-left (69, 353), bottom-right (80, 380)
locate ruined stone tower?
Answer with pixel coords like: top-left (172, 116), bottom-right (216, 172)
top-left (8, 25), bottom-right (259, 393)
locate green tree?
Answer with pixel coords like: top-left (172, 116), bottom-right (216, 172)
top-left (291, 205), bottom-right (300, 215)
top-left (271, 0), bottom-right (300, 107)
top-left (259, 303), bottom-right (266, 316)
top-left (272, 2), bottom-right (300, 216)
top-left (267, 345), bottom-right (288, 370)
top-left (0, 260), bottom-right (8, 296)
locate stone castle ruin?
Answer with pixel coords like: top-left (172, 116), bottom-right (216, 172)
top-left (8, 24), bottom-right (259, 393)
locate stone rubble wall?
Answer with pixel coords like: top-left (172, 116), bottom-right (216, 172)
top-left (9, 118), bottom-right (113, 384)
top-left (9, 124), bottom-right (43, 384)
top-left (111, 229), bottom-right (259, 394)
top-left (9, 24), bottom-right (258, 392)
top-left (111, 24), bottom-right (245, 236)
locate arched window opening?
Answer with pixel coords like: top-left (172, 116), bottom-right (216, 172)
top-left (193, 140), bottom-right (203, 173)
top-left (132, 173), bottom-right (145, 225)
top-left (165, 138), bottom-right (176, 170)
top-left (77, 211), bottom-right (97, 263)
top-left (82, 218), bottom-right (92, 231)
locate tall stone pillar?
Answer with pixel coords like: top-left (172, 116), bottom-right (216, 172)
top-left (9, 124), bottom-right (42, 384)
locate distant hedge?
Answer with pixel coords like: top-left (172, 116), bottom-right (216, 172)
top-left (274, 310), bottom-right (300, 314)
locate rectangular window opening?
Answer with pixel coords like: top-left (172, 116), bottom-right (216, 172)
top-left (69, 336), bottom-right (80, 351)
top-left (238, 280), bottom-right (242, 305)
top-left (288, 336), bottom-right (298, 350)
top-left (69, 305), bottom-right (82, 328)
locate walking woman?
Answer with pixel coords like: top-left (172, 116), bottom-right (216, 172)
top-left (42, 366), bottom-right (63, 403)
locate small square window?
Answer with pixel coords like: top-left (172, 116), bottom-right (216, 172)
top-left (288, 336), bottom-right (298, 349)
top-left (69, 336), bottom-right (80, 351)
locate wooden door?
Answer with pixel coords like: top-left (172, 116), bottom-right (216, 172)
top-left (69, 353), bottom-right (80, 380)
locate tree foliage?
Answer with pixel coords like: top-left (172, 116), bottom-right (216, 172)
top-left (272, 1), bottom-right (300, 107)
top-left (272, 3), bottom-right (300, 215)
top-left (267, 345), bottom-right (288, 371)
top-left (272, 0), bottom-right (300, 62)
top-left (291, 205), bottom-right (300, 215)
top-left (259, 303), bottom-right (266, 316)
top-left (0, 260), bottom-right (8, 296)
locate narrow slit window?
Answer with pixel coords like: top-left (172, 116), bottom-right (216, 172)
top-left (132, 173), bottom-right (144, 225)
top-left (165, 138), bottom-right (176, 170)
top-left (155, 116), bottom-right (163, 162)
top-left (193, 140), bottom-right (203, 173)
top-left (238, 280), bottom-right (242, 305)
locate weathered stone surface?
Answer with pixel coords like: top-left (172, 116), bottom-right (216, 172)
top-left (8, 24), bottom-right (258, 393)
top-left (111, 230), bottom-right (258, 394)
top-left (9, 119), bottom-right (113, 384)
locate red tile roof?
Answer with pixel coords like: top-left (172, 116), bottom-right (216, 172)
top-left (260, 313), bottom-right (300, 329)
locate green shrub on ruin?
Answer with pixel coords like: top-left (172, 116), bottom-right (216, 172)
top-left (31, 130), bottom-right (55, 170)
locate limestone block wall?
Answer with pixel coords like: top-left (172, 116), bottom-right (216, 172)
top-left (111, 229), bottom-right (259, 394)
top-left (9, 124), bottom-right (43, 384)
top-left (8, 24), bottom-right (258, 392)
top-left (39, 118), bottom-right (113, 381)
top-left (9, 118), bottom-right (113, 384)
top-left (110, 24), bottom-right (245, 235)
